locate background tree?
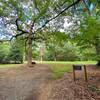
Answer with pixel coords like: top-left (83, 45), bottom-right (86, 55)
top-left (43, 31), bottom-right (80, 61)
top-left (69, 16), bottom-right (100, 65)
top-left (8, 37), bottom-right (24, 63)
top-left (80, 16), bottom-right (100, 66)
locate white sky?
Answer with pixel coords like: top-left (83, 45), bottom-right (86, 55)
top-left (60, 17), bottom-right (73, 32)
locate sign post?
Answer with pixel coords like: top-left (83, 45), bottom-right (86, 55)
top-left (84, 65), bottom-right (88, 82)
top-left (73, 66), bottom-right (76, 81)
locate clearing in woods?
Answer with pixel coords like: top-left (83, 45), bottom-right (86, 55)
top-left (0, 63), bottom-right (100, 100)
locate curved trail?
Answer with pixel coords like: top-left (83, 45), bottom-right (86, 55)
top-left (0, 64), bottom-right (99, 100)
top-left (0, 64), bottom-right (52, 100)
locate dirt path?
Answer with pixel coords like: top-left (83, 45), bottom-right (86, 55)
top-left (0, 64), bottom-right (100, 100)
top-left (0, 64), bottom-right (52, 100)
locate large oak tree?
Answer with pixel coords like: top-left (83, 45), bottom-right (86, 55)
top-left (0, 0), bottom-right (82, 66)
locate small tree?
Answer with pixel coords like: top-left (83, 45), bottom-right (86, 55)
top-left (8, 38), bottom-right (24, 63)
top-left (0, 42), bottom-right (10, 63)
top-left (80, 16), bottom-right (100, 66)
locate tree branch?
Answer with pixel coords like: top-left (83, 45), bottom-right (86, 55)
top-left (10, 32), bottom-right (26, 41)
top-left (35, 0), bottom-right (81, 32)
top-left (11, 0), bottom-right (81, 41)
top-left (82, 0), bottom-right (90, 14)
top-left (15, 18), bottom-right (28, 33)
top-left (10, 18), bottom-right (29, 41)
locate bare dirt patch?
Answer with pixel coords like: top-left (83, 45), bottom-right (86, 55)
top-left (48, 65), bottom-right (100, 100)
top-left (0, 64), bottom-right (52, 100)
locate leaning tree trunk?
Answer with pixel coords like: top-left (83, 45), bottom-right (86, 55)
top-left (27, 32), bottom-right (33, 67)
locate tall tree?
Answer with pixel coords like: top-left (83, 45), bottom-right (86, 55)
top-left (80, 16), bottom-right (100, 65)
top-left (8, 38), bottom-right (24, 64)
top-left (0, 0), bottom-right (82, 66)
top-left (68, 15), bottom-right (100, 65)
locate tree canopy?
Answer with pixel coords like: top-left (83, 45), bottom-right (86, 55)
top-left (0, 0), bottom-right (100, 66)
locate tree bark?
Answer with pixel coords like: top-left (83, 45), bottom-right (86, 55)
top-left (27, 32), bottom-right (33, 67)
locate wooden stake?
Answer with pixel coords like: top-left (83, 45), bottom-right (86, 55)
top-left (84, 65), bottom-right (88, 82)
top-left (73, 66), bottom-right (76, 81)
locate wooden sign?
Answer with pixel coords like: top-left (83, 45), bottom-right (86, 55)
top-left (73, 65), bottom-right (88, 82)
top-left (73, 65), bottom-right (82, 70)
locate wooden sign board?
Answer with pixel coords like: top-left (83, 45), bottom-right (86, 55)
top-left (73, 65), bottom-right (82, 70)
top-left (73, 65), bottom-right (88, 82)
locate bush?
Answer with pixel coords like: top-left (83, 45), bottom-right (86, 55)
top-left (8, 47), bottom-right (23, 63)
top-left (8, 39), bottom-right (24, 64)
top-left (0, 39), bottom-right (24, 64)
top-left (80, 48), bottom-right (96, 61)
top-left (0, 42), bottom-right (10, 64)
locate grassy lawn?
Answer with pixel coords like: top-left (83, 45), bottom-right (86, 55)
top-left (0, 64), bottom-right (21, 69)
top-left (50, 64), bottom-right (72, 79)
top-left (40, 61), bottom-right (97, 65)
top-left (0, 61), bottom-right (97, 78)
top-left (40, 61), bottom-right (97, 79)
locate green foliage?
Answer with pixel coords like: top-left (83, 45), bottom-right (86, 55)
top-left (0, 0), bottom-right (100, 63)
top-left (0, 0), bottom-right (74, 31)
top-left (0, 38), bottom-right (25, 64)
top-left (71, 16), bottom-right (100, 61)
top-left (32, 49), bottom-right (39, 60)
top-left (61, 42), bottom-right (80, 61)
top-left (80, 16), bottom-right (100, 60)
top-left (44, 31), bottom-right (80, 61)
top-left (0, 42), bottom-right (10, 63)
top-left (80, 16), bottom-right (100, 39)
top-left (8, 38), bottom-right (24, 63)
top-left (80, 48), bottom-right (96, 61)
top-left (8, 46), bottom-right (23, 64)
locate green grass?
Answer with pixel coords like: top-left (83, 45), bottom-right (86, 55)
top-left (0, 64), bottom-right (21, 68)
top-left (41, 61), bottom-right (97, 79)
top-left (50, 63), bottom-right (72, 79)
top-left (39, 61), bottom-right (97, 65)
